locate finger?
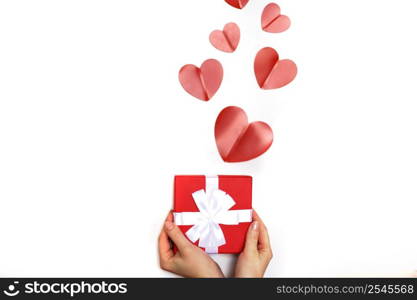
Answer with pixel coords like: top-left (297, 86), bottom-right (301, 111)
top-left (252, 210), bottom-right (264, 226)
top-left (243, 220), bottom-right (260, 253)
top-left (158, 229), bottom-right (174, 262)
top-left (164, 219), bottom-right (192, 251)
top-left (158, 212), bottom-right (175, 264)
top-left (252, 210), bottom-right (271, 251)
top-left (165, 210), bottom-right (174, 222)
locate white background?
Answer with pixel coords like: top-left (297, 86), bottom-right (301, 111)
top-left (0, 0), bottom-right (416, 277)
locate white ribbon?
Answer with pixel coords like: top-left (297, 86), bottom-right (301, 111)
top-left (174, 176), bottom-right (252, 253)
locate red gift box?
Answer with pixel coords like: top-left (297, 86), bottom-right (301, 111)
top-left (173, 175), bottom-right (252, 254)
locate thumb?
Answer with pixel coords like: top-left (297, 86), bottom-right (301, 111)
top-left (164, 220), bottom-right (192, 251)
top-left (243, 221), bottom-right (260, 253)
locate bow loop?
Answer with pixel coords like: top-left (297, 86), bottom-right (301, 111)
top-left (186, 188), bottom-right (240, 251)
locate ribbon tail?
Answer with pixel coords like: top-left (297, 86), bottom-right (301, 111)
top-left (185, 223), bottom-right (203, 243)
top-left (205, 247), bottom-right (219, 254)
top-left (198, 222), bottom-right (225, 250)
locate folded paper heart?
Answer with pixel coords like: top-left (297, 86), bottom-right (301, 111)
top-left (261, 3), bottom-right (291, 33)
top-left (254, 47), bottom-right (297, 90)
top-left (179, 59), bottom-right (223, 101)
top-left (225, 0), bottom-right (249, 9)
top-left (215, 106), bottom-right (273, 162)
top-left (209, 22), bottom-right (240, 53)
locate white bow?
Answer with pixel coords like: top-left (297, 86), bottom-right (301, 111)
top-left (174, 177), bottom-right (252, 253)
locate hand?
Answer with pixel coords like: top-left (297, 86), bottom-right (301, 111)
top-left (158, 211), bottom-right (225, 278)
top-left (234, 211), bottom-right (273, 277)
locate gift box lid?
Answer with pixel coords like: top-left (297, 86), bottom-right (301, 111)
top-left (173, 175), bottom-right (252, 254)
top-left (174, 175), bottom-right (252, 212)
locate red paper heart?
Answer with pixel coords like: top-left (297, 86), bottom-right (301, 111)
top-left (209, 22), bottom-right (240, 53)
top-left (215, 106), bottom-right (273, 162)
top-left (261, 3), bottom-right (291, 33)
top-left (225, 0), bottom-right (249, 9)
top-left (179, 59), bottom-right (223, 101)
top-left (254, 47), bottom-right (297, 89)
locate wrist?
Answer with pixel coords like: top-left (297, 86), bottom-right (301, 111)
top-left (198, 264), bottom-right (224, 278)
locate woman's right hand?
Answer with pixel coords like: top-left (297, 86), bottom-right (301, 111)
top-left (234, 211), bottom-right (273, 277)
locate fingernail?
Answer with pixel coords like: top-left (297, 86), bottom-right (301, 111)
top-left (165, 221), bottom-right (174, 231)
top-left (251, 221), bottom-right (258, 231)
